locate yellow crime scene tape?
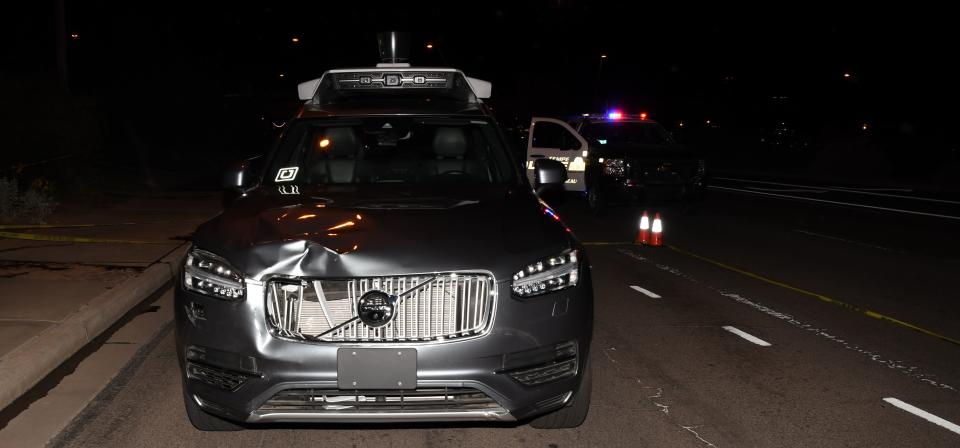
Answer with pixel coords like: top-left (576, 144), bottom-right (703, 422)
top-left (0, 221), bottom-right (184, 244)
top-left (0, 230), bottom-right (167, 245)
top-left (0, 221), bottom-right (179, 230)
top-left (666, 244), bottom-right (960, 348)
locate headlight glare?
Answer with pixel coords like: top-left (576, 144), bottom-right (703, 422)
top-left (183, 249), bottom-right (245, 300)
top-left (512, 249), bottom-right (579, 297)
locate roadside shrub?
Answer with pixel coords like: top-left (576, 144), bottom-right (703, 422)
top-left (0, 176), bottom-right (57, 224)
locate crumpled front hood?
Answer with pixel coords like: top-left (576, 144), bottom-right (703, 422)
top-left (193, 184), bottom-right (574, 281)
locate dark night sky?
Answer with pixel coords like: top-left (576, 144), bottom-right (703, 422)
top-left (3, 1), bottom-right (958, 176)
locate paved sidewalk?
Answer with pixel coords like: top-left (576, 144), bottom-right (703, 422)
top-left (0, 190), bottom-right (219, 410)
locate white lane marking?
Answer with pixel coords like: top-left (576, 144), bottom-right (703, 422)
top-left (616, 248), bottom-right (960, 394)
top-left (746, 186), bottom-right (827, 193)
top-left (715, 176), bottom-right (960, 205)
top-left (827, 185), bottom-right (914, 193)
top-left (630, 285), bottom-right (662, 298)
top-left (793, 229), bottom-right (898, 253)
top-left (721, 326), bottom-right (772, 346)
top-left (883, 397), bottom-right (960, 436)
top-left (709, 185), bottom-right (960, 221)
top-left (821, 186), bottom-right (960, 204)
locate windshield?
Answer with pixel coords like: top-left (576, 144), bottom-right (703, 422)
top-left (580, 121), bottom-right (673, 146)
top-left (265, 117), bottom-right (515, 185)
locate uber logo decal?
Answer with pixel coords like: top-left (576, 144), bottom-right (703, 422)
top-left (275, 167), bottom-right (299, 182)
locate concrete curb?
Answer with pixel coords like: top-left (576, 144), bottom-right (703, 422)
top-left (0, 242), bottom-right (189, 412)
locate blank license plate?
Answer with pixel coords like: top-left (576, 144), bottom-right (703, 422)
top-left (337, 348), bottom-right (416, 390)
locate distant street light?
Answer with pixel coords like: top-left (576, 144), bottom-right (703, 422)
top-left (426, 42), bottom-right (434, 49)
top-left (843, 72), bottom-right (852, 79)
top-left (279, 73), bottom-right (285, 79)
top-left (70, 33), bottom-right (79, 40)
top-left (595, 54), bottom-right (608, 111)
top-left (291, 37), bottom-right (300, 43)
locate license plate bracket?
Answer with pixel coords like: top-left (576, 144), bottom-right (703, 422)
top-left (337, 348), bottom-right (416, 390)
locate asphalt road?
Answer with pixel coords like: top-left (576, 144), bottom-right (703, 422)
top-left (52, 180), bottom-right (960, 447)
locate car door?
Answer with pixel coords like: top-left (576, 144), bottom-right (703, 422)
top-left (526, 117), bottom-right (589, 191)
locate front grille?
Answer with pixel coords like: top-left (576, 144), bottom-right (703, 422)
top-left (257, 387), bottom-right (502, 413)
top-left (266, 273), bottom-right (495, 342)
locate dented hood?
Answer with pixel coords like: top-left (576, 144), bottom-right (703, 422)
top-left (192, 184), bottom-right (575, 281)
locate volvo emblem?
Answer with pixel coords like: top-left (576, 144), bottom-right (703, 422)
top-left (357, 290), bottom-right (397, 328)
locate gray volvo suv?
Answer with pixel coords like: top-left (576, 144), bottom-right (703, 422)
top-left (175, 63), bottom-right (594, 430)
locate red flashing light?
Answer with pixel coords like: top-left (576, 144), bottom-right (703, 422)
top-left (640, 112), bottom-right (648, 120)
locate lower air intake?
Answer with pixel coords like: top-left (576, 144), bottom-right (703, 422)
top-left (257, 387), bottom-right (502, 414)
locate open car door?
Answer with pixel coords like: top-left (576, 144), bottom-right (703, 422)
top-left (526, 117), bottom-right (589, 192)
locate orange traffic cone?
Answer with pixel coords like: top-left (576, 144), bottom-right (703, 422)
top-left (650, 212), bottom-right (663, 247)
top-left (635, 211), bottom-right (650, 245)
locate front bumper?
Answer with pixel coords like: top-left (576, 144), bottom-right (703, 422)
top-left (175, 271), bottom-right (593, 424)
top-left (595, 172), bottom-right (705, 198)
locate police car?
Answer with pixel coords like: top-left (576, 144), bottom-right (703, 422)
top-left (176, 36), bottom-right (594, 431)
top-left (526, 111), bottom-right (706, 213)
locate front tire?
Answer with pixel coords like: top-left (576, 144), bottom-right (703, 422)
top-left (586, 186), bottom-right (605, 216)
top-left (182, 386), bottom-right (244, 431)
top-left (529, 357), bottom-right (592, 429)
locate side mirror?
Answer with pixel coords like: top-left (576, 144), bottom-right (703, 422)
top-left (533, 158), bottom-right (568, 195)
top-left (222, 157), bottom-right (260, 190)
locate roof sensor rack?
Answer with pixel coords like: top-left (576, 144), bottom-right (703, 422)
top-left (296, 32), bottom-right (491, 104)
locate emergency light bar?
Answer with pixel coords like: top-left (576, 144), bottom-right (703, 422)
top-left (574, 112), bottom-right (653, 121)
top-left (297, 67), bottom-right (492, 103)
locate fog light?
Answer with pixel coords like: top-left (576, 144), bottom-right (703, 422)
top-left (186, 362), bottom-right (250, 391)
top-left (504, 341), bottom-right (579, 386)
top-left (509, 358), bottom-right (578, 386)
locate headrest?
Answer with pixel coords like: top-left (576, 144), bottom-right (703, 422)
top-left (321, 127), bottom-right (360, 157)
top-left (432, 127), bottom-right (467, 158)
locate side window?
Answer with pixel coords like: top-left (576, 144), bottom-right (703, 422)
top-left (531, 121), bottom-right (581, 151)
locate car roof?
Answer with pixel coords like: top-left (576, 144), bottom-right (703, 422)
top-left (297, 97), bottom-right (491, 119)
top-left (294, 65), bottom-right (494, 119)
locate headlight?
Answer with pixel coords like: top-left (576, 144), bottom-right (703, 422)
top-left (511, 249), bottom-right (580, 297)
top-left (602, 158), bottom-right (626, 177)
top-left (183, 248), bottom-right (245, 300)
